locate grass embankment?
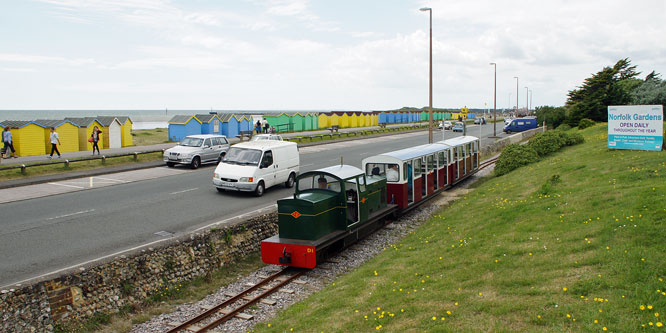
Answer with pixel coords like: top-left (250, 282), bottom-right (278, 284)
top-left (131, 128), bottom-right (170, 146)
top-left (257, 124), bottom-right (666, 332)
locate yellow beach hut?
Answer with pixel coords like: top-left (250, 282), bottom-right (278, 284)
top-left (66, 117), bottom-right (105, 151)
top-left (1, 120), bottom-right (47, 157)
top-left (116, 116), bottom-right (134, 147)
top-left (36, 119), bottom-right (80, 154)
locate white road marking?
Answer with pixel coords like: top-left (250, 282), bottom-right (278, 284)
top-left (93, 176), bottom-right (129, 183)
top-left (89, 177), bottom-right (93, 187)
top-left (45, 209), bottom-right (95, 221)
top-left (170, 188), bottom-right (198, 195)
top-left (47, 182), bottom-right (84, 189)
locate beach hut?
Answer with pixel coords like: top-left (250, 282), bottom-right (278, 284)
top-left (237, 115), bottom-right (252, 133)
top-left (196, 114), bottom-right (222, 135)
top-left (168, 115), bottom-right (201, 142)
top-left (218, 114), bottom-right (236, 138)
top-left (378, 112), bottom-right (389, 124)
top-left (318, 113), bottom-right (330, 129)
top-left (0, 120), bottom-right (47, 156)
top-left (96, 116), bottom-right (123, 149)
top-left (346, 112), bottom-right (357, 128)
top-left (66, 117), bottom-right (105, 151)
top-left (290, 113), bottom-right (305, 132)
top-left (35, 119), bottom-right (79, 154)
top-left (116, 116), bottom-right (133, 147)
top-left (302, 113), bottom-right (314, 131)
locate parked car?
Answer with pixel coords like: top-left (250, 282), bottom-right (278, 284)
top-left (474, 117), bottom-right (486, 125)
top-left (452, 122), bottom-right (465, 132)
top-left (213, 141), bottom-right (300, 196)
top-left (250, 134), bottom-right (283, 141)
top-left (164, 134), bottom-right (230, 169)
top-left (503, 118), bottom-right (537, 133)
top-left (439, 121), bottom-right (453, 130)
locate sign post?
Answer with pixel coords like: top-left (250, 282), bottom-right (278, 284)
top-left (608, 105), bottom-right (663, 151)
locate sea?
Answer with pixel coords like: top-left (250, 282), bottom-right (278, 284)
top-left (0, 110), bottom-right (328, 129)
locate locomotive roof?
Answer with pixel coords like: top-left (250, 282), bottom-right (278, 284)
top-left (439, 135), bottom-right (479, 146)
top-left (379, 143), bottom-right (451, 161)
top-left (311, 165), bottom-right (363, 180)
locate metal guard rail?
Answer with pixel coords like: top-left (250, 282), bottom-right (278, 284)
top-left (284, 124), bottom-right (428, 143)
top-left (0, 150), bottom-right (165, 173)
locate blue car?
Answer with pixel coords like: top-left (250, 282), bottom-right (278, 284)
top-left (503, 118), bottom-right (537, 133)
top-left (452, 122), bottom-right (465, 132)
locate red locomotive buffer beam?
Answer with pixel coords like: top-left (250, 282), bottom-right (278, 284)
top-left (261, 236), bottom-right (317, 269)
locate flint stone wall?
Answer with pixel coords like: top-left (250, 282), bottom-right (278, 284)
top-left (0, 212), bottom-right (278, 332)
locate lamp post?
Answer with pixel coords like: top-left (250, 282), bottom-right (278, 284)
top-left (525, 86), bottom-right (529, 114)
top-left (490, 62), bottom-right (497, 137)
top-left (514, 77), bottom-right (519, 115)
top-left (420, 7), bottom-right (433, 143)
top-left (529, 89), bottom-right (533, 112)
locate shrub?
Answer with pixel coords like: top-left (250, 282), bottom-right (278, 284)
top-left (527, 131), bottom-right (566, 157)
top-left (556, 123), bottom-right (572, 131)
top-left (563, 132), bottom-right (585, 146)
top-left (494, 144), bottom-right (540, 176)
top-left (578, 118), bottom-right (595, 129)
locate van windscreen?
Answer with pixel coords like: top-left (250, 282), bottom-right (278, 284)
top-left (223, 147), bottom-right (262, 165)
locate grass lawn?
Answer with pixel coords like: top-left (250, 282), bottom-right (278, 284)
top-left (130, 128), bottom-right (171, 146)
top-left (256, 124), bottom-right (666, 332)
top-left (0, 152), bottom-right (164, 181)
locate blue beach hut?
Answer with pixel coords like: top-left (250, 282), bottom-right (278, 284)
top-left (387, 112), bottom-right (397, 123)
top-left (220, 114), bottom-right (241, 138)
top-left (168, 115), bottom-right (201, 142)
top-left (196, 114), bottom-right (222, 135)
top-left (237, 115), bottom-right (252, 133)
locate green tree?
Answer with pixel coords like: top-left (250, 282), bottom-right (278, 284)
top-left (565, 58), bottom-right (639, 125)
top-left (535, 106), bottom-right (566, 128)
top-left (631, 71), bottom-right (666, 107)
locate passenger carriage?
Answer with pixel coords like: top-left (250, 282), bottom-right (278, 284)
top-left (261, 165), bottom-right (396, 269)
top-left (438, 136), bottom-right (480, 184)
top-left (361, 144), bottom-right (453, 210)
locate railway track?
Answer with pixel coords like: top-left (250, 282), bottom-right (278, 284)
top-left (166, 268), bottom-right (306, 333)
top-left (479, 156), bottom-right (498, 171)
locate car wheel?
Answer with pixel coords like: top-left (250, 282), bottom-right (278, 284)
top-left (191, 156), bottom-right (201, 169)
top-left (217, 152), bottom-right (225, 164)
top-left (216, 187), bottom-right (225, 193)
top-left (285, 173), bottom-right (295, 188)
top-left (166, 162), bottom-right (175, 168)
top-left (254, 181), bottom-right (265, 197)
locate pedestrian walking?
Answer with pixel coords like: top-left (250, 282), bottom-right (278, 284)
top-left (48, 127), bottom-right (62, 159)
top-left (255, 120), bottom-right (262, 134)
top-left (90, 126), bottom-right (101, 155)
top-left (2, 126), bottom-right (17, 158)
top-left (262, 119), bottom-right (269, 133)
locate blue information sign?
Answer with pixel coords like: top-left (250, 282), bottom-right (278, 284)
top-left (608, 105), bottom-right (663, 151)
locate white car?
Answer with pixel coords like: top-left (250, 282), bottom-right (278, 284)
top-left (439, 121), bottom-right (453, 130)
top-left (250, 134), bottom-right (283, 141)
top-left (164, 134), bottom-right (229, 169)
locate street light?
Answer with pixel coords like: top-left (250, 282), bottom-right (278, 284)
top-left (420, 7), bottom-right (433, 143)
top-left (525, 86), bottom-right (529, 114)
top-left (490, 62), bottom-right (497, 137)
top-left (514, 77), bottom-right (519, 115)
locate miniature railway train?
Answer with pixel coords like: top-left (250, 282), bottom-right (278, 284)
top-left (261, 136), bottom-right (481, 269)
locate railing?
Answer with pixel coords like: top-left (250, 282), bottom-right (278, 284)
top-left (283, 124), bottom-right (427, 143)
top-left (0, 150), bottom-right (165, 174)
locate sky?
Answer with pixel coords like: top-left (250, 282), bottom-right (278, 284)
top-left (1, 0), bottom-right (665, 111)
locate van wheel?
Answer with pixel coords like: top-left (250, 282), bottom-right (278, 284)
top-left (506, 130), bottom-right (511, 134)
top-left (285, 173), bottom-right (295, 188)
top-left (166, 162), bottom-right (175, 168)
top-left (191, 156), bottom-right (201, 169)
top-left (254, 181), bottom-right (265, 197)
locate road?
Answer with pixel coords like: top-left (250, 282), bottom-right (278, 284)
top-left (0, 125), bottom-right (506, 287)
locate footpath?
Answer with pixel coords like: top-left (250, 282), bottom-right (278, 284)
top-left (0, 123), bottom-right (427, 189)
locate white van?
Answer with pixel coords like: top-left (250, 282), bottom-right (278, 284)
top-left (212, 141), bottom-right (299, 196)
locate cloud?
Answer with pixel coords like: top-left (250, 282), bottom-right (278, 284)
top-left (0, 53), bottom-right (95, 66)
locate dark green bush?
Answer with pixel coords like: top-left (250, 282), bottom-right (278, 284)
top-left (556, 123), bottom-right (572, 131)
top-left (563, 132), bottom-right (584, 145)
top-left (527, 131), bottom-right (566, 157)
top-left (494, 144), bottom-right (540, 176)
top-left (578, 118), bottom-right (595, 129)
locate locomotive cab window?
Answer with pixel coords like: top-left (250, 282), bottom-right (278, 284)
top-left (366, 164), bottom-right (386, 177)
top-left (298, 174), bottom-right (340, 193)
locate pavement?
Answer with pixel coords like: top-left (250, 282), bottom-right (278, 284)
top-left (0, 123), bottom-right (427, 189)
